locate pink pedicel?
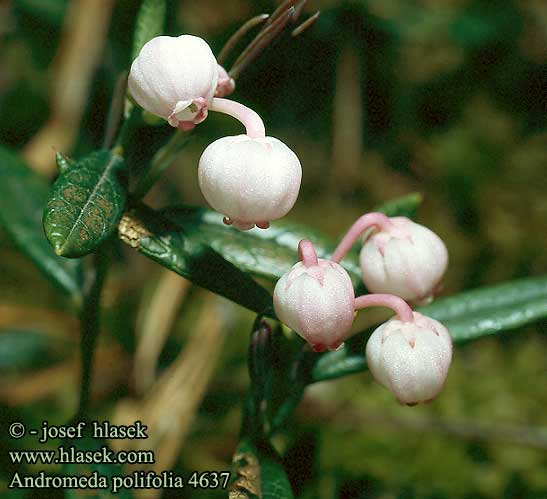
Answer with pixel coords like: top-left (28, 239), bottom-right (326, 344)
top-left (354, 293), bottom-right (414, 323)
top-left (331, 212), bottom-right (393, 263)
top-left (333, 212), bottom-right (448, 304)
top-left (209, 98), bottom-right (266, 139)
top-left (298, 239), bottom-right (319, 267)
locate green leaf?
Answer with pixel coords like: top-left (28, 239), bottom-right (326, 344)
top-left (132, 0), bottom-right (166, 60)
top-left (374, 192), bottom-right (423, 218)
top-left (0, 146), bottom-right (82, 300)
top-left (43, 150), bottom-right (127, 258)
top-left (245, 319), bottom-right (307, 435)
top-left (0, 328), bottom-right (71, 373)
top-left (149, 194), bottom-right (423, 287)
top-left (419, 275), bottom-right (547, 342)
top-left (15, 0), bottom-right (69, 26)
top-left (312, 348), bottom-right (367, 383)
top-left (118, 204), bottom-right (274, 316)
top-left (231, 438), bottom-right (294, 499)
top-left (156, 205), bottom-right (362, 284)
top-left (311, 276), bottom-right (547, 383)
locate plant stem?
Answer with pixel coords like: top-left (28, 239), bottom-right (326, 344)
top-left (269, 343), bottom-right (313, 434)
top-left (229, 7), bottom-right (295, 80)
top-left (102, 71), bottom-right (128, 150)
top-left (291, 11), bottom-right (320, 37)
top-left (298, 239), bottom-right (318, 267)
top-left (209, 98), bottom-right (266, 139)
top-left (331, 212), bottom-right (393, 263)
top-left (77, 247), bottom-right (109, 419)
top-left (132, 130), bottom-right (192, 200)
top-left (217, 14), bottom-right (270, 65)
top-left (354, 293), bottom-right (414, 322)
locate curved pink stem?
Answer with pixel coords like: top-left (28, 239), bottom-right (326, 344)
top-left (354, 293), bottom-right (414, 323)
top-left (298, 239), bottom-right (318, 268)
top-left (209, 97), bottom-right (266, 138)
top-left (331, 212), bottom-right (393, 263)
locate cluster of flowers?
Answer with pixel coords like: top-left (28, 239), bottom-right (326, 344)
top-left (129, 35), bottom-right (301, 230)
top-left (274, 214), bottom-right (451, 405)
top-left (129, 34), bottom-right (452, 406)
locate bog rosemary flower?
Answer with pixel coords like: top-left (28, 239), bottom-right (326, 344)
top-left (273, 237), bottom-right (452, 405)
top-left (128, 35), bottom-right (218, 130)
top-left (365, 311), bottom-right (452, 405)
top-left (129, 34), bottom-right (304, 228)
top-left (273, 240), bottom-right (355, 351)
top-left (332, 213), bottom-right (448, 304)
top-left (198, 99), bottom-right (301, 230)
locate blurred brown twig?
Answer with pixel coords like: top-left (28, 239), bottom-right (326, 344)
top-left (23, 0), bottom-right (115, 175)
top-left (298, 397), bottom-right (547, 450)
top-left (222, 0), bottom-right (320, 80)
top-left (134, 269), bottom-right (191, 394)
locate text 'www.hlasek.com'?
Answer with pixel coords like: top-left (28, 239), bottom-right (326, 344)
top-left (8, 420), bottom-right (231, 493)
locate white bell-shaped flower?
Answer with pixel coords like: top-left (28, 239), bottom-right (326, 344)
top-left (198, 134), bottom-right (302, 230)
top-left (128, 35), bottom-right (218, 128)
top-left (360, 217), bottom-right (448, 304)
top-left (366, 311), bottom-right (452, 405)
top-left (273, 241), bottom-right (355, 351)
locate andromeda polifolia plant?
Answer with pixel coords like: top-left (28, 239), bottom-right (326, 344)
top-left (0, 1), bottom-right (545, 498)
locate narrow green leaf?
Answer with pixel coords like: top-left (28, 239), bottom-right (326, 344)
top-left (43, 150), bottom-right (127, 258)
top-left (118, 205), bottom-right (274, 316)
top-left (0, 145), bottom-right (82, 300)
top-left (312, 348), bottom-right (367, 382)
top-left (132, 0), bottom-right (166, 60)
top-left (246, 320), bottom-right (307, 435)
top-left (419, 275), bottom-right (547, 342)
top-left (231, 439), bottom-right (294, 499)
top-left (374, 192), bottom-right (423, 218)
top-left (156, 205), bottom-right (362, 284)
top-left (311, 276), bottom-right (547, 383)
top-left (0, 329), bottom-right (71, 373)
top-left (55, 151), bottom-right (75, 174)
top-left (152, 194), bottom-right (423, 287)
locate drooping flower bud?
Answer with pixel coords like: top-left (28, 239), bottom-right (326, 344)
top-left (359, 217), bottom-right (448, 304)
top-left (215, 65), bottom-right (236, 97)
top-left (128, 35), bottom-right (218, 129)
top-left (273, 241), bottom-right (355, 351)
top-left (365, 311), bottom-right (452, 405)
top-left (198, 134), bottom-right (302, 230)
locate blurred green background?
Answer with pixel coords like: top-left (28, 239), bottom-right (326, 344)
top-left (1, 0), bottom-right (546, 497)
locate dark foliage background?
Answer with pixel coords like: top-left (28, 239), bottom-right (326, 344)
top-left (0, 0), bottom-right (546, 497)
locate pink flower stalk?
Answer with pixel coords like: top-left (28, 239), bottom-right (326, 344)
top-left (354, 293), bottom-right (414, 323)
top-left (208, 98), bottom-right (266, 139)
top-left (331, 212), bottom-right (393, 263)
top-left (332, 213), bottom-right (448, 304)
